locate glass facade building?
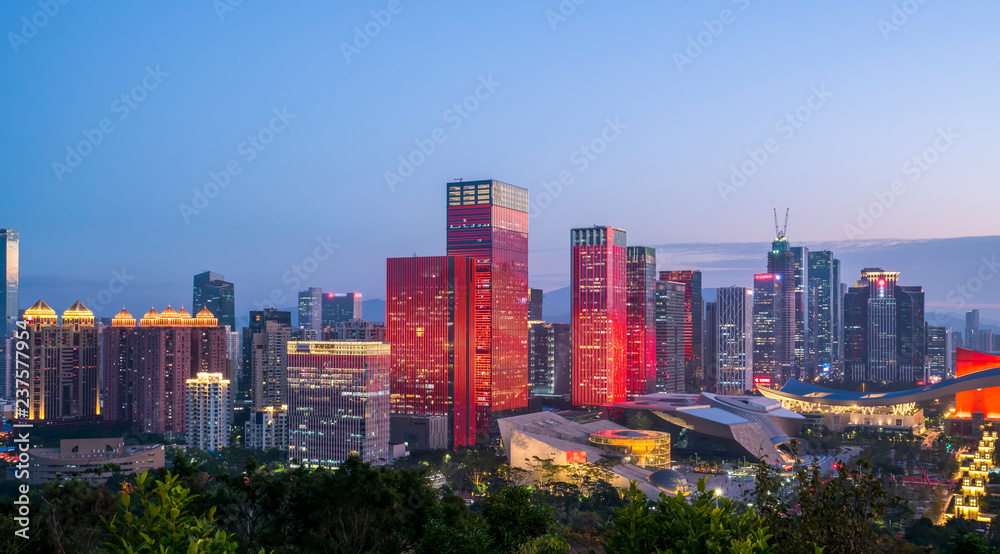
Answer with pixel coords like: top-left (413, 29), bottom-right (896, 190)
top-left (528, 322), bottom-right (571, 396)
top-left (716, 287), bottom-right (754, 395)
top-left (1, 228), bottom-right (18, 400)
top-left (571, 226), bottom-right (627, 407)
top-left (193, 271), bottom-right (235, 330)
top-left (322, 292), bottom-right (362, 327)
top-left (654, 280), bottom-right (687, 393)
top-left (752, 274), bottom-right (781, 388)
top-left (626, 246), bottom-right (657, 398)
top-left (658, 270), bottom-right (703, 392)
top-left (298, 287), bottom-right (322, 331)
top-left (765, 238), bottom-right (796, 385)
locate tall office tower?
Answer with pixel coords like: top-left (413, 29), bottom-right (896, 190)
top-left (658, 270), bottom-right (703, 392)
top-left (225, 327), bottom-right (240, 382)
top-left (22, 300), bottom-right (100, 421)
top-left (1, 228), bottom-right (18, 400)
top-left (387, 256), bottom-right (476, 448)
top-left (528, 322), bottom-right (572, 396)
top-left (571, 226), bottom-right (627, 407)
top-left (752, 274), bottom-right (782, 388)
top-left (981, 329), bottom-right (996, 353)
top-left (298, 287), bottom-right (322, 331)
top-left (766, 237), bottom-right (796, 384)
top-left (185, 373), bottom-right (231, 452)
top-left (321, 292), bottom-right (362, 327)
top-left (926, 326), bottom-right (952, 379)
top-left (103, 306), bottom-right (226, 434)
top-left (245, 405), bottom-right (289, 451)
top-left (966, 310), bottom-right (980, 349)
top-left (287, 341), bottom-right (390, 468)
top-left (626, 246), bottom-right (657, 398)
top-left (654, 281), bottom-right (686, 393)
top-left (251, 320), bottom-right (291, 408)
top-left (843, 269), bottom-right (926, 383)
top-left (529, 288), bottom-right (544, 321)
top-left (193, 271), bottom-right (235, 330)
top-left (808, 251), bottom-right (841, 376)
top-left (446, 179), bottom-right (529, 432)
top-left (240, 309), bottom-right (291, 407)
top-left (703, 301), bottom-right (718, 391)
top-left (324, 319), bottom-right (387, 342)
top-left (715, 287), bottom-right (754, 395)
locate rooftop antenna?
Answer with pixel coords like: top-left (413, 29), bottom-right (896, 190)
top-left (773, 208), bottom-right (789, 240)
top-left (454, 177), bottom-right (463, 182)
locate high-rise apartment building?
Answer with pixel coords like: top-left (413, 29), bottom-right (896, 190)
top-left (185, 372), bottom-right (231, 451)
top-left (808, 251), bottom-right (841, 376)
top-left (446, 179), bottom-right (529, 432)
top-left (1, 228), bottom-right (18, 400)
top-left (240, 309), bottom-right (291, 407)
top-left (716, 287), bottom-right (754, 395)
top-left (966, 310), bottom-right (980, 350)
top-left (528, 322), bottom-right (571, 396)
top-left (287, 341), bottom-right (390, 468)
top-left (654, 280), bottom-right (686, 393)
top-left (571, 226), bottom-right (627, 407)
top-left (321, 292), bottom-right (362, 327)
top-left (626, 246), bottom-right (656, 398)
top-left (251, 320), bottom-right (291, 408)
top-left (245, 405), bottom-right (289, 451)
top-left (981, 329), bottom-right (995, 353)
top-left (23, 300), bottom-right (100, 421)
top-left (387, 255), bottom-right (476, 448)
top-left (103, 306), bottom-right (226, 433)
top-left (298, 287), bottom-right (322, 332)
top-left (323, 319), bottom-right (386, 342)
top-left (843, 269), bottom-right (925, 383)
top-left (529, 288), bottom-right (544, 321)
top-left (926, 326), bottom-right (952, 379)
top-left (658, 270), bottom-right (703, 392)
top-left (752, 274), bottom-right (782, 388)
top-left (193, 271), bottom-right (235, 330)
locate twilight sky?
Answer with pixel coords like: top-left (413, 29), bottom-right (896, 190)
top-left (2, 1), bottom-right (999, 324)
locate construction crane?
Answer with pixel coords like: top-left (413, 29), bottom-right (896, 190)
top-left (773, 208), bottom-right (789, 240)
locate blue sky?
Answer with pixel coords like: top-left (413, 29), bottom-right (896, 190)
top-left (2, 1), bottom-right (999, 322)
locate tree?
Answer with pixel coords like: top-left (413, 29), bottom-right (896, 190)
top-left (604, 480), bottom-right (773, 553)
top-left (481, 486), bottom-right (557, 553)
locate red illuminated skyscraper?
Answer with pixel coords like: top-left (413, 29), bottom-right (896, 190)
top-left (626, 246), bottom-right (656, 398)
top-left (386, 255), bottom-right (476, 448)
top-left (571, 226), bottom-right (627, 407)
top-left (658, 270), bottom-right (703, 392)
top-left (445, 179), bottom-right (529, 436)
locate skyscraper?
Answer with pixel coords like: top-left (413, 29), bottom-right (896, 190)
top-left (789, 246), bottom-right (811, 379)
top-left (23, 300), bottom-right (100, 421)
top-left (571, 226), bottom-right (627, 407)
top-left (626, 247), bottom-right (657, 398)
top-left (1, 228), bottom-right (18, 400)
top-left (193, 271), bottom-right (235, 330)
top-left (528, 322), bottom-right (571, 396)
top-left (240, 309), bottom-right (291, 408)
top-left (765, 236), bottom-right (796, 384)
top-left (655, 280), bottom-right (687, 393)
top-left (843, 269), bottom-right (926, 383)
top-left (926, 326), bottom-right (952, 379)
top-left (704, 300), bottom-right (718, 391)
top-left (752, 274), bottom-right (782, 388)
top-left (446, 179), bottom-right (529, 432)
top-left (966, 310), bottom-right (981, 350)
top-left (658, 270), bottom-right (703, 392)
top-left (715, 287), bottom-right (754, 395)
top-left (386, 255), bottom-right (476, 448)
top-left (322, 292), bottom-right (362, 327)
top-left (808, 251), bottom-right (841, 376)
top-left (251, 320), bottom-right (291, 409)
top-left (185, 372), bottom-right (232, 452)
top-left (529, 288), bottom-right (544, 321)
top-left (298, 287), bottom-right (322, 331)
top-left (287, 341), bottom-right (391, 468)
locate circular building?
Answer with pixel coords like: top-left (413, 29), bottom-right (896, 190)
top-left (646, 468), bottom-right (689, 495)
top-left (588, 429), bottom-right (671, 469)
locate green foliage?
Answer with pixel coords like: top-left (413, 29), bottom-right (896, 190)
top-left (481, 486), bottom-right (558, 553)
top-left (103, 470), bottom-right (241, 553)
top-left (604, 480), bottom-right (773, 554)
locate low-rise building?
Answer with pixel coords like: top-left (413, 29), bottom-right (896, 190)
top-left (15, 439), bottom-right (165, 484)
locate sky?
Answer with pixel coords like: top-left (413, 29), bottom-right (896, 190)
top-left (2, 1), bottom-right (999, 324)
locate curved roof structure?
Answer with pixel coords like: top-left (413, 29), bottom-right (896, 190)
top-left (759, 367), bottom-right (1000, 407)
